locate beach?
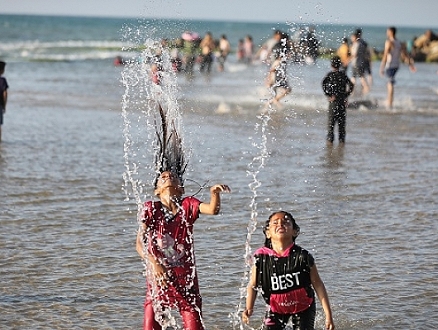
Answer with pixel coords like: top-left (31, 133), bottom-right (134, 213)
top-left (1, 15), bottom-right (438, 329)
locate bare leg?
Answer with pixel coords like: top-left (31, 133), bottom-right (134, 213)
top-left (272, 87), bottom-right (291, 108)
top-left (361, 77), bottom-right (370, 95)
top-left (387, 82), bottom-right (394, 109)
top-left (367, 74), bottom-right (373, 89)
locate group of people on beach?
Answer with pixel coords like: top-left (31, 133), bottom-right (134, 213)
top-left (323, 26), bottom-right (416, 146)
top-left (122, 27), bottom-right (319, 79)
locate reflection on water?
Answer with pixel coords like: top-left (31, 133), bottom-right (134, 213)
top-left (324, 144), bottom-right (344, 169)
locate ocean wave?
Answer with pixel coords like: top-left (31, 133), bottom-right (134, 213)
top-left (0, 40), bottom-right (139, 62)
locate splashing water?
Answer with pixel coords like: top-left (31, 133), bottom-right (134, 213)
top-left (230, 101), bottom-right (275, 329)
top-left (121, 23), bottom-right (191, 330)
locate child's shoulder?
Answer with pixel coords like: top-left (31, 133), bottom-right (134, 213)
top-left (182, 195), bottom-right (201, 204)
top-left (254, 246), bottom-right (273, 255)
top-left (291, 244), bottom-right (315, 266)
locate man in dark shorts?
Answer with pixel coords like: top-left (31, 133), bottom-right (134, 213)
top-left (379, 26), bottom-right (416, 109)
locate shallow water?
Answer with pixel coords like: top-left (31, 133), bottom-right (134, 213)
top-left (2, 88), bottom-right (438, 329)
top-left (2, 15), bottom-right (438, 325)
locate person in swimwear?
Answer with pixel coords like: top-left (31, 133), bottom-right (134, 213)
top-left (136, 104), bottom-right (231, 330)
top-left (242, 211), bottom-right (335, 330)
top-left (379, 26), bottom-right (416, 109)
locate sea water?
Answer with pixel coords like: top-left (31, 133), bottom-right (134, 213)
top-left (1, 14), bottom-right (438, 329)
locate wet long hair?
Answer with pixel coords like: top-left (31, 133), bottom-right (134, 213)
top-left (263, 211), bottom-right (300, 248)
top-left (153, 103), bottom-right (188, 188)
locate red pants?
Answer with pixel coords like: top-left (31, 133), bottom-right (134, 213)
top-left (143, 299), bottom-right (203, 330)
top-left (143, 273), bottom-right (203, 330)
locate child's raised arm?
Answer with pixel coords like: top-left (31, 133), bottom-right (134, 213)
top-left (199, 184), bottom-right (231, 215)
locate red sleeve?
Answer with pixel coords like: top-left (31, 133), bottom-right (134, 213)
top-left (182, 196), bottom-right (201, 224)
top-left (140, 200), bottom-right (155, 226)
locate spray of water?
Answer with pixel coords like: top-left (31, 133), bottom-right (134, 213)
top-left (120, 22), bottom-right (191, 329)
top-left (229, 101), bottom-right (275, 329)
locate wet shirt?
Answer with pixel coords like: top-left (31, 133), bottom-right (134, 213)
top-left (141, 197), bottom-right (201, 270)
top-left (254, 244), bottom-right (315, 314)
top-left (322, 71), bottom-right (354, 101)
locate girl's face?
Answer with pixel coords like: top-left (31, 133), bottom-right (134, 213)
top-left (266, 212), bottom-right (297, 241)
top-left (154, 171), bottom-right (183, 196)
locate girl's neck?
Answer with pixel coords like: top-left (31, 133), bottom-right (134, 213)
top-left (271, 240), bottom-right (294, 254)
top-left (160, 193), bottom-right (182, 213)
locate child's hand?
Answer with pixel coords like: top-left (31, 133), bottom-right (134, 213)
top-left (242, 309), bottom-right (253, 324)
top-left (325, 317), bottom-right (335, 330)
top-left (152, 262), bottom-right (168, 287)
top-left (210, 184), bottom-right (231, 194)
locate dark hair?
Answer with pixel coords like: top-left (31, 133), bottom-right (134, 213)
top-left (153, 103), bottom-right (187, 188)
top-left (0, 61), bottom-right (6, 71)
top-left (331, 55), bottom-right (342, 69)
top-left (263, 211), bottom-right (300, 248)
top-left (355, 28), bottom-right (362, 37)
top-left (388, 26), bottom-right (397, 36)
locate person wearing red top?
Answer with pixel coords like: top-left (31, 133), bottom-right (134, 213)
top-left (136, 170), bottom-right (230, 330)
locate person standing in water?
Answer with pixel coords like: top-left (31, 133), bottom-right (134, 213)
top-left (350, 30), bottom-right (369, 95)
top-left (379, 26), bottom-right (416, 109)
top-left (336, 37), bottom-right (350, 73)
top-left (266, 32), bottom-right (292, 109)
top-left (217, 34), bottom-right (231, 72)
top-left (136, 104), bottom-right (231, 330)
top-left (199, 32), bottom-right (215, 73)
top-left (242, 211), bottom-right (335, 330)
top-left (0, 61), bottom-right (9, 142)
top-left (322, 56), bottom-right (354, 147)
